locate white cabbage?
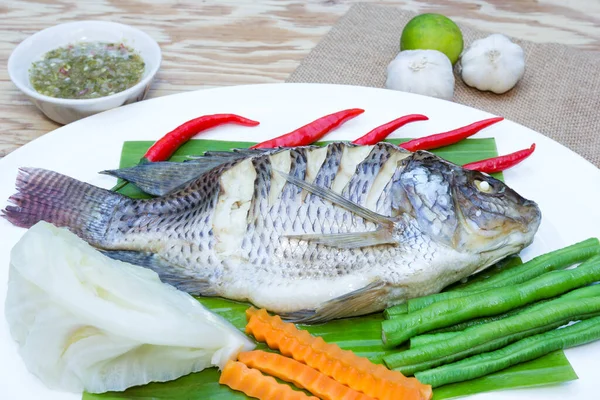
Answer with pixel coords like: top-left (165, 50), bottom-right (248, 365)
top-left (4, 221), bottom-right (255, 394)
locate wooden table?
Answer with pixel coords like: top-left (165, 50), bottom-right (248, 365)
top-left (2, 0), bottom-right (599, 159)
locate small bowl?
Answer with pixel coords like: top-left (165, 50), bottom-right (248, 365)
top-left (8, 21), bottom-right (161, 125)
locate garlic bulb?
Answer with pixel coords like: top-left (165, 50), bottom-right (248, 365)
top-left (460, 34), bottom-right (525, 94)
top-left (386, 49), bottom-right (455, 100)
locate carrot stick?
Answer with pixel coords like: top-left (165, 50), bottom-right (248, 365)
top-left (238, 350), bottom-right (375, 400)
top-left (245, 308), bottom-right (432, 400)
top-left (219, 360), bottom-right (318, 400)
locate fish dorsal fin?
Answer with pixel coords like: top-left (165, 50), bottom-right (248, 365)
top-left (276, 169), bottom-right (395, 227)
top-left (197, 148), bottom-right (271, 158)
top-left (101, 149), bottom-right (270, 197)
top-left (101, 160), bottom-right (227, 196)
top-left (279, 281), bottom-right (389, 323)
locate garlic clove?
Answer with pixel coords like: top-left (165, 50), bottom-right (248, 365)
top-left (459, 34), bottom-right (525, 94)
top-left (386, 49), bottom-right (455, 101)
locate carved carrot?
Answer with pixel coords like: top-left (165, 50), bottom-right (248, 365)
top-left (238, 350), bottom-right (374, 400)
top-left (219, 360), bottom-right (318, 400)
top-left (245, 307), bottom-right (432, 400)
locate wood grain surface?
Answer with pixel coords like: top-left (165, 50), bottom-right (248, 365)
top-left (2, 0), bottom-right (599, 158)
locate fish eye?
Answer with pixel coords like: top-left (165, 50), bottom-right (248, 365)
top-left (474, 180), bottom-right (493, 193)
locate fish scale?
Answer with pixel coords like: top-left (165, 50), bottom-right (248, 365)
top-left (304, 143), bottom-right (346, 234)
top-left (242, 156), bottom-right (272, 265)
top-left (376, 168), bottom-right (403, 216)
top-left (343, 143), bottom-right (393, 205)
top-left (234, 145), bottom-right (394, 282)
top-left (2, 142), bottom-right (541, 322)
top-left (276, 148), bottom-right (310, 259)
top-left (236, 145), bottom-right (427, 285)
top-left (311, 143), bottom-right (344, 191)
top-left (106, 163), bottom-right (230, 270)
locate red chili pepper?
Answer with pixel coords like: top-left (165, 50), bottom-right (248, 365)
top-left (142, 114), bottom-right (260, 162)
top-left (250, 108), bottom-right (364, 149)
top-left (351, 114), bottom-right (429, 145)
top-left (400, 117), bottom-right (504, 152)
top-left (463, 144), bottom-right (536, 174)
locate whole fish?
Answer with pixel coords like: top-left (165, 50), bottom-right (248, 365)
top-left (3, 142), bottom-right (541, 322)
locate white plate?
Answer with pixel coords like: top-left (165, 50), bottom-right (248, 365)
top-left (1, 83), bottom-right (599, 399)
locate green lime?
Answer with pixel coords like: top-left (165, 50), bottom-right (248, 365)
top-left (400, 13), bottom-right (464, 65)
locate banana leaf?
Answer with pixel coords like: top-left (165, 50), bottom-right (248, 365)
top-left (83, 138), bottom-right (576, 400)
top-left (83, 296), bottom-right (392, 400)
top-left (83, 350), bottom-right (577, 400)
top-left (432, 350), bottom-right (578, 400)
top-left (82, 297), bottom-right (577, 400)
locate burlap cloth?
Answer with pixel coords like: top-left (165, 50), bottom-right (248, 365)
top-left (287, 3), bottom-right (600, 168)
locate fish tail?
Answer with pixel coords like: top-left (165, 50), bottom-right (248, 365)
top-left (2, 168), bottom-right (127, 246)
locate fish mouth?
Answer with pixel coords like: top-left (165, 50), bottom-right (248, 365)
top-left (454, 190), bottom-right (540, 255)
top-left (520, 199), bottom-right (542, 231)
top-left (478, 233), bottom-right (528, 255)
top-left (467, 243), bottom-right (524, 277)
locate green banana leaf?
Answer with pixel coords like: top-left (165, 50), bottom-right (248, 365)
top-left (432, 350), bottom-right (578, 400)
top-left (82, 297), bottom-right (577, 400)
top-left (83, 138), bottom-right (576, 400)
top-left (83, 349), bottom-right (576, 400)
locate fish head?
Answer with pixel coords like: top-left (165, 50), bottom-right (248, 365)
top-left (398, 150), bottom-right (541, 262)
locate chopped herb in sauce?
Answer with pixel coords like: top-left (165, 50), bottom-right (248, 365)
top-left (29, 42), bottom-right (145, 99)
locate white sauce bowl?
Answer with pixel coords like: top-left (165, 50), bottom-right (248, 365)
top-left (8, 21), bottom-right (161, 125)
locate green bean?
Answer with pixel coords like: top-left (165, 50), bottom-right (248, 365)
top-left (443, 256), bottom-right (524, 291)
top-left (384, 258), bottom-right (523, 319)
top-left (405, 290), bottom-right (486, 314)
top-left (383, 303), bottom-right (407, 318)
top-left (384, 295), bottom-right (600, 373)
top-left (410, 331), bottom-right (460, 348)
top-left (415, 315), bottom-right (600, 388)
top-left (426, 283), bottom-right (600, 334)
top-left (426, 307), bottom-right (534, 333)
top-left (381, 255), bottom-right (600, 347)
top-left (456, 238), bottom-right (600, 291)
top-left (404, 238), bottom-right (600, 313)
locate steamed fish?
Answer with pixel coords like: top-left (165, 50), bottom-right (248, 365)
top-left (3, 142), bottom-right (541, 322)
top-left (5, 221), bottom-right (254, 393)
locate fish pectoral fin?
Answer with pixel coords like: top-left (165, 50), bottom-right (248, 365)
top-left (100, 250), bottom-right (217, 296)
top-left (285, 228), bottom-right (395, 249)
top-left (279, 281), bottom-right (389, 323)
top-left (275, 169), bottom-right (394, 227)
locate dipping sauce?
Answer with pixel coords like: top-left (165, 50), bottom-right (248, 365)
top-left (29, 42), bottom-right (145, 99)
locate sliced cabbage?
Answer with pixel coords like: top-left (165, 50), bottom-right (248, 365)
top-left (4, 221), bottom-right (255, 393)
